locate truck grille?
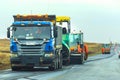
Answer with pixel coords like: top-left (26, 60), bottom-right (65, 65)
top-left (18, 45), bottom-right (43, 54)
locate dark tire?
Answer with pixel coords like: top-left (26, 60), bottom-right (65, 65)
top-left (24, 66), bottom-right (33, 70)
top-left (63, 59), bottom-right (70, 65)
top-left (49, 66), bottom-right (55, 71)
top-left (11, 66), bottom-right (21, 71)
top-left (49, 61), bottom-right (57, 71)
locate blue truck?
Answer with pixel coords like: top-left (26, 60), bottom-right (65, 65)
top-left (7, 14), bottom-right (63, 71)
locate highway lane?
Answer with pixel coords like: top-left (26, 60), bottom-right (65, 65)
top-left (16, 53), bottom-right (119, 80)
top-left (0, 65), bottom-right (73, 80)
top-left (48, 46), bottom-right (120, 80)
top-left (50, 54), bottom-right (120, 80)
top-left (0, 45), bottom-right (118, 80)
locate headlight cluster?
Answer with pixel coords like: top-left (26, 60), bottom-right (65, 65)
top-left (44, 53), bottom-right (54, 57)
top-left (10, 54), bottom-right (18, 57)
top-left (44, 39), bottom-right (54, 52)
top-left (10, 40), bottom-right (18, 52)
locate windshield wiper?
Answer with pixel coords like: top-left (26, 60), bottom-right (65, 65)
top-left (17, 38), bottom-right (43, 40)
top-left (33, 38), bottom-right (44, 40)
top-left (17, 38), bottom-right (26, 40)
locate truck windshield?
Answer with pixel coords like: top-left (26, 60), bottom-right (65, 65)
top-left (69, 34), bottom-right (82, 46)
top-left (103, 44), bottom-right (110, 48)
top-left (12, 26), bottom-right (51, 39)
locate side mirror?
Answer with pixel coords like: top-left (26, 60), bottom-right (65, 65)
top-left (54, 27), bottom-right (58, 38)
top-left (62, 28), bottom-right (67, 34)
top-left (7, 27), bottom-right (10, 38)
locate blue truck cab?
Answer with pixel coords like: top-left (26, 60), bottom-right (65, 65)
top-left (7, 15), bottom-right (63, 71)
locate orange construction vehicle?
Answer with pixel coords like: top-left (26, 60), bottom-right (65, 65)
top-left (102, 44), bottom-right (110, 54)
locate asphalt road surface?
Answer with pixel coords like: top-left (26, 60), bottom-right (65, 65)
top-left (0, 45), bottom-right (120, 80)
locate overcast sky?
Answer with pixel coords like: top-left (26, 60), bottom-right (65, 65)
top-left (0, 0), bottom-right (120, 43)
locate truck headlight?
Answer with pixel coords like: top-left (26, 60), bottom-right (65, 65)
top-left (45, 53), bottom-right (54, 57)
top-left (10, 40), bottom-right (18, 52)
top-left (10, 54), bottom-right (18, 57)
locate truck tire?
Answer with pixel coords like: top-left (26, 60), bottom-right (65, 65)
top-left (24, 66), bottom-right (33, 70)
top-left (49, 50), bottom-right (60, 71)
top-left (49, 60), bottom-right (57, 71)
top-left (11, 66), bottom-right (21, 71)
top-left (49, 66), bottom-right (55, 71)
top-left (49, 63), bottom-right (56, 71)
top-left (63, 59), bottom-right (70, 65)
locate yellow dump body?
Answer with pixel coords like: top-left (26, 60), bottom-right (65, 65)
top-left (56, 16), bottom-right (70, 22)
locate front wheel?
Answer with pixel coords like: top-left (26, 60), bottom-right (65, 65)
top-left (11, 66), bottom-right (21, 71)
top-left (49, 61), bottom-right (57, 71)
top-left (49, 66), bottom-right (55, 71)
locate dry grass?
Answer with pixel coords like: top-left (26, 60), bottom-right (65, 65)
top-left (0, 39), bottom-right (11, 70)
top-left (0, 39), bottom-right (102, 70)
top-left (85, 42), bottom-right (103, 56)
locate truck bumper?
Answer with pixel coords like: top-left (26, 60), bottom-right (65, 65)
top-left (10, 56), bottom-right (55, 67)
top-left (104, 52), bottom-right (110, 54)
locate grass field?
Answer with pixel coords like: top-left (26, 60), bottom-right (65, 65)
top-left (0, 39), bottom-right (102, 70)
top-left (0, 39), bottom-right (10, 70)
top-left (85, 42), bottom-right (102, 56)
